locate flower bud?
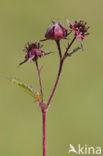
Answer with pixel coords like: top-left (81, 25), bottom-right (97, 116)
top-left (45, 21), bottom-right (68, 40)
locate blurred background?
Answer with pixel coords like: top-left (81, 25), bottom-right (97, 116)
top-left (0, 0), bottom-right (103, 155)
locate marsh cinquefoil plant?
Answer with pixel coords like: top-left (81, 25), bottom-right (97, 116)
top-left (9, 19), bottom-right (89, 156)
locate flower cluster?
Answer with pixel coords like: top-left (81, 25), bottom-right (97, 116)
top-left (67, 19), bottom-right (90, 40)
top-left (20, 19), bottom-right (89, 65)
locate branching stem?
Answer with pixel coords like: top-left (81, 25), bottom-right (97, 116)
top-left (46, 59), bottom-right (63, 109)
top-left (46, 38), bottom-right (76, 110)
top-left (46, 40), bottom-right (63, 109)
top-left (63, 36), bottom-right (76, 60)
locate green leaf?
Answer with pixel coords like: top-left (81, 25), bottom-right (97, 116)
top-left (8, 78), bottom-right (42, 102)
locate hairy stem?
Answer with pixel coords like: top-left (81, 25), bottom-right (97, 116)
top-left (36, 61), bottom-right (43, 101)
top-left (42, 110), bottom-right (46, 156)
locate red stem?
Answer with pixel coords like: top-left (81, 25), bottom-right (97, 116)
top-left (65, 36), bottom-right (76, 54)
top-left (42, 110), bottom-right (46, 156)
top-left (46, 40), bottom-right (63, 109)
top-left (56, 40), bottom-right (62, 58)
top-left (46, 37), bottom-right (76, 109)
top-left (63, 36), bottom-right (76, 60)
top-left (36, 61), bottom-right (43, 101)
top-left (46, 59), bottom-right (63, 109)
top-left (36, 37), bottom-right (76, 156)
top-left (36, 61), bottom-right (46, 156)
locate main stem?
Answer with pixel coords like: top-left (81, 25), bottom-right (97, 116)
top-left (42, 40), bottom-right (63, 156)
top-left (35, 61), bottom-right (46, 156)
top-left (40, 38), bottom-right (75, 156)
top-left (42, 110), bottom-right (46, 156)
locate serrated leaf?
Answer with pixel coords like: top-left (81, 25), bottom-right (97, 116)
top-left (8, 78), bottom-right (42, 102)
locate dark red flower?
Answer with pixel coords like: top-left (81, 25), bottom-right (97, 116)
top-left (67, 19), bottom-right (90, 40)
top-left (19, 42), bottom-right (50, 66)
top-left (45, 21), bottom-right (68, 40)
